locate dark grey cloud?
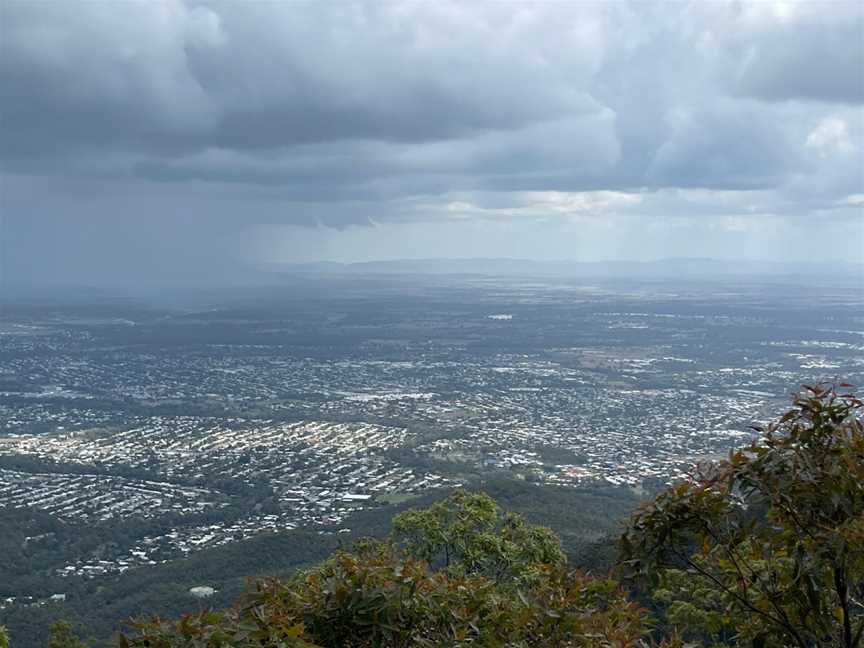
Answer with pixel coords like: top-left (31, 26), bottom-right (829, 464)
top-left (0, 2), bottom-right (599, 158)
top-left (731, 7), bottom-right (864, 104)
top-left (646, 101), bottom-right (801, 190)
top-left (1, 1), bottom-right (862, 284)
top-left (2, 2), bottom-right (860, 188)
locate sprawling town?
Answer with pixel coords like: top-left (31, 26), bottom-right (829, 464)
top-left (2, 276), bottom-right (862, 586)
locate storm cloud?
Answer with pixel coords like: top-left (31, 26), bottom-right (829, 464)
top-left (1, 1), bottom-right (862, 284)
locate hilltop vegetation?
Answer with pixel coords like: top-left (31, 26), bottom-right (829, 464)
top-left (622, 383), bottom-right (864, 647)
top-left (121, 490), bottom-right (650, 648)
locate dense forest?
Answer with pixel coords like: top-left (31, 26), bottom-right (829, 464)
top-left (4, 384), bottom-right (863, 647)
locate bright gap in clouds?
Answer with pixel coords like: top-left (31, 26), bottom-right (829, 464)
top-left (253, 204), bottom-right (864, 266)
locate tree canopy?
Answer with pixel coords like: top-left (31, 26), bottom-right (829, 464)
top-left (47, 620), bottom-right (88, 648)
top-left (392, 489), bottom-right (566, 584)
top-left (121, 491), bottom-right (651, 647)
top-left (620, 383), bottom-right (864, 647)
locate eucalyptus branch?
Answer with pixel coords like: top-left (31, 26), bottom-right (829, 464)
top-left (669, 546), bottom-right (810, 648)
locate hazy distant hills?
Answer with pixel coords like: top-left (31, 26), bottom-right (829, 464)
top-left (5, 258), bottom-right (861, 300)
top-left (273, 257), bottom-right (864, 279)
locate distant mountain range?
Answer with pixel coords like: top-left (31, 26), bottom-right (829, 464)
top-left (5, 258), bottom-right (860, 300)
top-left (269, 257), bottom-right (864, 278)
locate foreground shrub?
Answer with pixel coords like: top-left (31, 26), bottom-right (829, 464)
top-left (123, 544), bottom-right (649, 647)
top-left (123, 492), bottom-right (650, 647)
top-left (621, 384), bottom-right (864, 647)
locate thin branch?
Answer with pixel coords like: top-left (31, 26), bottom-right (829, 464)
top-left (668, 547), bottom-right (810, 648)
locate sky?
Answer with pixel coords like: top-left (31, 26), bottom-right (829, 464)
top-left (1, 0), bottom-right (863, 285)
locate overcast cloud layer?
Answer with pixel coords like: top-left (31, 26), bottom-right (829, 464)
top-left (1, 1), bottom-right (862, 284)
